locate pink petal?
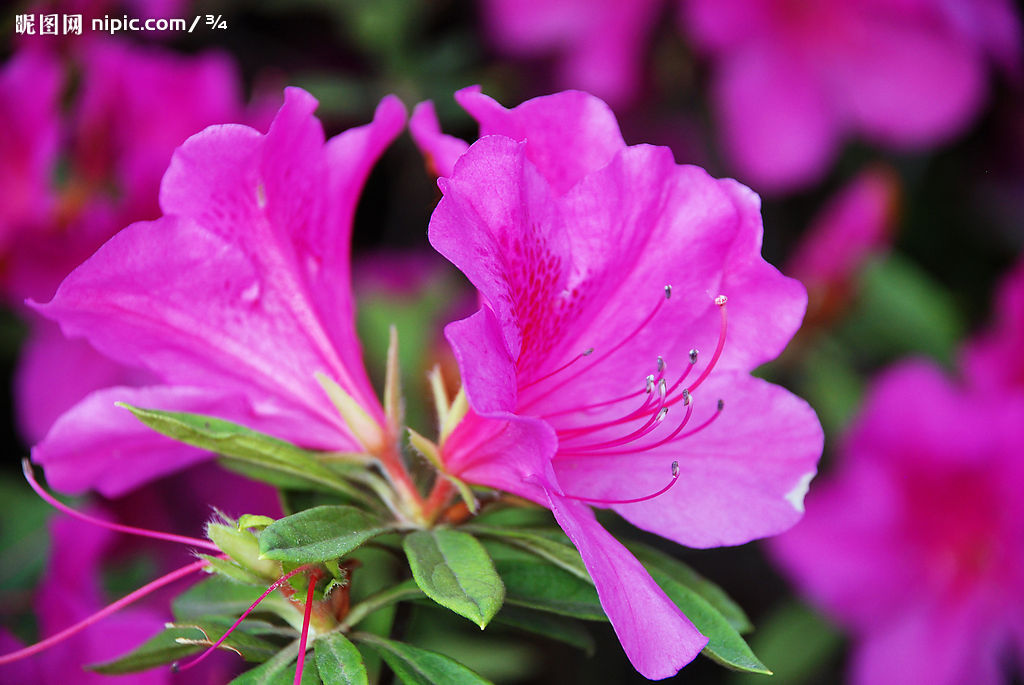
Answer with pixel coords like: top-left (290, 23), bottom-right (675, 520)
top-left (712, 44), bottom-right (841, 192)
top-left (33, 385), bottom-right (252, 497)
top-left (13, 317), bottom-right (150, 445)
top-left (454, 86), bottom-right (625, 194)
top-left (546, 491), bottom-right (708, 679)
top-left (828, 17), bottom-right (986, 148)
top-left (554, 373), bottom-right (822, 547)
top-left (409, 100), bottom-right (469, 178)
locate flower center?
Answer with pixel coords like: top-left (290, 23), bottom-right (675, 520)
top-left (538, 290), bottom-right (729, 460)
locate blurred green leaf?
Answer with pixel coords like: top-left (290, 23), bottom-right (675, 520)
top-left (229, 639), bottom-right (321, 684)
top-left (728, 602), bottom-right (843, 685)
top-left (404, 529), bottom-right (504, 629)
top-left (260, 506), bottom-right (391, 564)
top-left (842, 254), bottom-right (965, 364)
top-left (314, 633), bottom-right (368, 685)
top-left (173, 576), bottom-right (292, 621)
top-left (794, 334), bottom-right (865, 437)
top-left (352, 632), bottom-right (493, 685)
top-left (0, 475), bottom-right (52, 592)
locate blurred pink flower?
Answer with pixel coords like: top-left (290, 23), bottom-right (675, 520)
top-left (31, 88), bottom-right (406, 496)
top-left (786, 166), bottom-right (900, 323)
top-left (681, 0), bottom-right (1023, 192)
top-left (962, 257), bottom-right (1024, 392)
top-left (771, 360), bottom-right (1024, 684)
top-left (479, 0), bottom-right (662, 107)
top-left (0, 50), bottom-right (61, 254)
top-left (425, 88), bottom-right (822, 678)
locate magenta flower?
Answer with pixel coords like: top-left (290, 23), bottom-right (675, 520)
top-left (423, 88), bottom-right (823, 678)
top-left (770, 360), bottom-right (1024, 684)
top-left (31, 88), bottom-right (407, 497)
top-left (0, 49), bottom-right (61, 254)
top-left (479, 0), bottom-right (662, 106)
top-left (681, 0), bottom-right (1022, 192)
top-left (786, 166), bottom-right (900, 322)
top-left (962, 258), bottom-right (1024, 392)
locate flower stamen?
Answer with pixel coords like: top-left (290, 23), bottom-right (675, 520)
top-left (561, 461), bottom-right (680, 505)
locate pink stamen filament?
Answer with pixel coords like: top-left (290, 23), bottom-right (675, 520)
top-left (558, 401), bottom-right (668, 451)
top-left (21, 459), bottom-right (220, 553)
top-left (519, 348), bottom-right (594, 392)
top-left (293, 573), bottom-right (318, 685)
top-left (677, 399), bottom-right (725, 439)
top-left (561, 397), bottom-right (701, 457)
top-left (685, 299), bottom-right (728, 395)
top-left (520, 288), bottom-right (671, 411)
top-left (175, 565), bottom-right (314, 672)
top-left (0, 558), bottom-right (210, 666)
top-left (555, 381), bottom-right (664, 440)
top-left (561, 461), bottom-right (680, 505)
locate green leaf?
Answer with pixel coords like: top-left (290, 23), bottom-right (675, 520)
top-left (493, 606), bottom-right (595, 655)
top-left (86, 626), bottom-right (203, 674)
top-left (314, 633), bottom-right (369, 685)
top-left (403, 529), bottom-right (505, 629)
top-left (173, 576), bottom-right (293, 622)
top-left (352, 633), bottom-right (493, 685)
top-left (260, 506), bottom-right (391, 564)
top-left (628, 543), bottom-right (752, 633)
top-left (238, 514), bottom-right (277, 531)
top-left (229, 639), bottom-right (322, 685)
top-left (465, 525), bottom-right (589, 583)
top-left (170, 619), bottom-right (283, 663)
top-left (483, 541), bottom-right (604, 621)
top-left (117, 404), bottom-right (376, 507)
top-left (630, 547), bottom-right (768, 674)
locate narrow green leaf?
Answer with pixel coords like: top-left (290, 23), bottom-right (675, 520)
top-left (632, 549), bottom-right (769, 674)
top-left (314, 633), bottom-right (369, 685)
top-left (628, 543), bottom-right (752, 633)
top-left (465, 525), bottom-right (589, 582)
top-left (86, 627), bottom-right (203, 674)
top-left (493, 606), bottom-right (595, 655)
top-left (260, 506), bottom-right (390, 564)
top-left (403, 529), bottom-right (504, 629)
top-left (352, 633), bottom-right (494, 685)
top-left (117, 404), bottom-right (376, 507)
top-left (483, 541), bottom-right (604, 621)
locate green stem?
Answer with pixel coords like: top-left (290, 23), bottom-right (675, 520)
top-left (337, 582), bottom-right (423, 632)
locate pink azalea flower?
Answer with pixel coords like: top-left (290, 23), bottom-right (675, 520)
top-left (770, 360), bottom-right (1024, 684)
top-left (962, 257), bottom-right (1024, 392)
top-left (479, 0), bottom-right (662, 106)
top-left (31, 88), bottom-right (407, 497)
top-left (422, 88), bottom-right (823, 678)
top-left (681, 0), bottom-right (1023, 192)
top-left (786, 166), bottom-right (900, 323)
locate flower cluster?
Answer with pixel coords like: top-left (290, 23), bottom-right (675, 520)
top-left (2, 80), bottom-right (821, 682)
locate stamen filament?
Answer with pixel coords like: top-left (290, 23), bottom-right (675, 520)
top-left (0, 559), bottom-right (210, 665)
top-left (21, 459), bottom-right (219, 552)
top-left (175, 565), bottom-right (314, 672)
top-left (294, 574), bottom-right (318, 685)
top-left (687, 298), bottom-right (728, 394)
top-left (520, 348), bottom-right (593, 391)
top-left (677, 399), bottom-right (725, 438)
top-left (561, 461), bottom-right (679, 505)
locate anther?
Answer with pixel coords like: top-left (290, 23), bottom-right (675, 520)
top-left (645, 374), bottom-right (655, 393)
top-left (681, 388), bottom-right (691, 406)
top-left (657, 356), bottom-right (665, 372)
top-left (664, 285), bottom-right (672, 299)
top-left (689, 349), bottom-right (698, 364)
top-left (658, 378), bottom-right (667, 399)
top-left (583, 348), bottom-right (594, 356)
top-left (714, 294), bottom-right (728, 306)
top-left (717, 399), bottom-right (725, 411)
top-left (656, 407), bottom-right (669, 421)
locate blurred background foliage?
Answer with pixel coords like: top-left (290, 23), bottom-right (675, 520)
top-left (2, 0), bottom-right (1023, 683)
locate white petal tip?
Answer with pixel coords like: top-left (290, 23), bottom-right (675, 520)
top-left (785, 472), bottom-right (815, 513)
